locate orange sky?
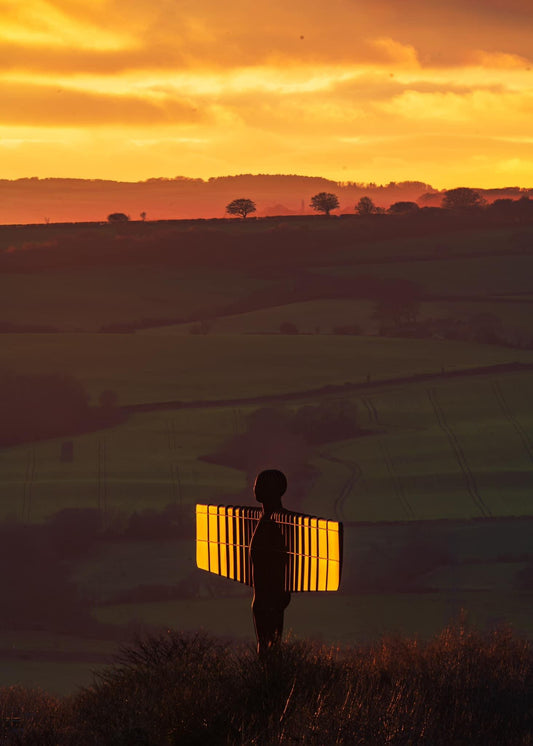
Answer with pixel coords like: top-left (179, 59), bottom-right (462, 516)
top-left (1, 0), bottom-right (532, 188)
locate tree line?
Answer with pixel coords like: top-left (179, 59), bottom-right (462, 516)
top-left (107, 187), bottom-right (523, 223)
top-left (221, 187), bottom-right (520, 219)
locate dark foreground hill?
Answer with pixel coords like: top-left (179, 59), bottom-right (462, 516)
top-left (1, 621), bottom-right (531, 745)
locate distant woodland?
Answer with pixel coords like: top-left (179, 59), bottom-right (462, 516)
top-left (1, 173), bottom-right (531, 224)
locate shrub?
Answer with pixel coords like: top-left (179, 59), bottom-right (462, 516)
top-left (3, 622), bottom-right (533, 744)
top-left (0, 686), bottom-right (65, 745)
top-left (70, 623), bottom-right (533, 745)
top-left (279, 321), bottom-right (298, 334)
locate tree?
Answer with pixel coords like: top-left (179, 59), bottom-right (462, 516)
top-left (279, 321), bottom-right (299, 334)
top-left (442, 188), bottom-right (486, 210)
top-left (355, 196), bottom-right (378, 215)
top-left (388, 201), bottom-right (419, 215)
top-left (372, 279), bottom-right (421, 332)
top-left (225, 198), bottom-right (256, 218)
top-left (107, 212), bottom-right (130, 223)
top-left (309, 192), bottom-right (339, 216)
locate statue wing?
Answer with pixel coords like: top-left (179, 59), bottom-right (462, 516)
top-left (196, 504), bottom-right (343, 592)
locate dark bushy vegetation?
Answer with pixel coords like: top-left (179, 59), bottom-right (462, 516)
top-left (0, 510), bottom-right (102, 632)
top-left (0, 503), bottom-right (194, 631)
top-left (206, 402), bottom-right (363, 508)
top-left (0, 372), bottom-right (125, 447)
top-left (2, 622), bottom-right (532, 744)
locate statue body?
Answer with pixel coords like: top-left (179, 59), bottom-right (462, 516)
top-left (195, 470), bottom-right (343, 656)
top-left (250, 469), bottom-right (291, 655)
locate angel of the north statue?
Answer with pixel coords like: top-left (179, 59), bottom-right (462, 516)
top-left (196, 469), bottom-right (343, 654)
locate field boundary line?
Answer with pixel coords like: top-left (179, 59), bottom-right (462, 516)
top-left (122, 362), bottom-right (533, 414)
top-left (427, 388), bottom-right (491, 518)
top-left (492, 380), bottom-right (533, 463)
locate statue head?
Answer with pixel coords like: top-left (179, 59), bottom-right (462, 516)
top-left (254, 469), bottom-right (287, 512)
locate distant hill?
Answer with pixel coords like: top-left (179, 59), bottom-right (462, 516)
top-left (1, 174), bottom-right (531, 225)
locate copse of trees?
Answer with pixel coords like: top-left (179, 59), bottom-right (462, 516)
top-left (442, 188), bottom-right (486, 210)
top-left (225, 198), bottom-right (256, 218)
top-left (0, 372), bottom-right (90, 446)
top-left (388, 201), bottom-right (420, 215)
top-left (309, 192), bottom-right (339, 216)
top-left (107, 212), bottom-right (130, 223)
top-left (0, 372), bottom-right (125, 447)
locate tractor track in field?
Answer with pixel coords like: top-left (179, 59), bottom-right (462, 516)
top-left (319, 453), bottom-right (364, 523)
top-left (378, 437), bottom-right (415, 520)
top-left (97, 436), bottom-right (108, 517)
top-left (22, 446), bottom-right (35, 522)
top-left (492, 380), bottom-right (533, 463)
top-left (361, 396), bottom-right (379, 425)
top-left (122, 362), bottom-right (533, 415)
top-left (427, 388), bottom-right (491, 518)
top-left (166, 418), bottom-right (182, 504)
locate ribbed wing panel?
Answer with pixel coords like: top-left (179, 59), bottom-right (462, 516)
top-left (196, 504), bottom-right (343, 592)
top-left (196, 504), bottom-right (260, 586)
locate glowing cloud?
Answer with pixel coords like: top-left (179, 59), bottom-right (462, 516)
top-left (1, 0), bottom-right (532, 187)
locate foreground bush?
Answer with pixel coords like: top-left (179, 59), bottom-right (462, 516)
top-left (2, 621), bottom-right (532, 744)
top-left (0, 686), bottom-right (65, 745)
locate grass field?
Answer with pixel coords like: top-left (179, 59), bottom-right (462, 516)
top-left (308, 372), bottom-right (533, 522)
top-left (92, 589), bottom-right (533, 645)
top-left (142, 299), bottom-right (378, 335)
top-left (0, 266), bottom-right (268, 331)
top-left (142, 296), bottom-right (533, 341)
top-left (2, 333), bottom-right (533, 406)
top-left (1, 333), bottom-right (532, 527)
top-left (316, 254), bottom-right (533, 296)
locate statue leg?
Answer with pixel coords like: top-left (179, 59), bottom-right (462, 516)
top-left (252, 593), bottom-right (290, 655)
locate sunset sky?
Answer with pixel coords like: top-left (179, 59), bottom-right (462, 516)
top-left (1, 0), bottom-right (532, 187)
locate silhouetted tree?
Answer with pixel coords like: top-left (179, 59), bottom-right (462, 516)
top-left (355, 196), bottom-right (377, 215)
top-left (388, 201), bottom-right (420, 215)
top-left (442, 188), bottom-right (486, 210)
top-left (279, 321), bottom-right (299, 334)
top-left (309, 192), bottom-right (339, 216)
top-left (372, 280), bottom-right (421, 332)
top-left (140, 211), bottom-right (147, 221)
top-left (107, 212), bottom-right (130, 223)
top-left (226, 198), bottom-right (256, 218)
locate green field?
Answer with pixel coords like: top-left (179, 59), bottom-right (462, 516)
top-left (3, 367), bottom-right (532, 525)
top-left (2, 333), bottom-right (532, 405)
top-left (316, 254), bottom-right (533, 296)
top-left (142, 296), bottom-right (533, 341)
top-left (0, 265), bottom-right (268, 331)
top-left (142, 299), bottom-right (377, 335)
top-left (309, 372), bottom-right (533, 522)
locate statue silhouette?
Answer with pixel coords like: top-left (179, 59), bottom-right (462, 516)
top-left (250, 469), bottom-right (291, 655)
